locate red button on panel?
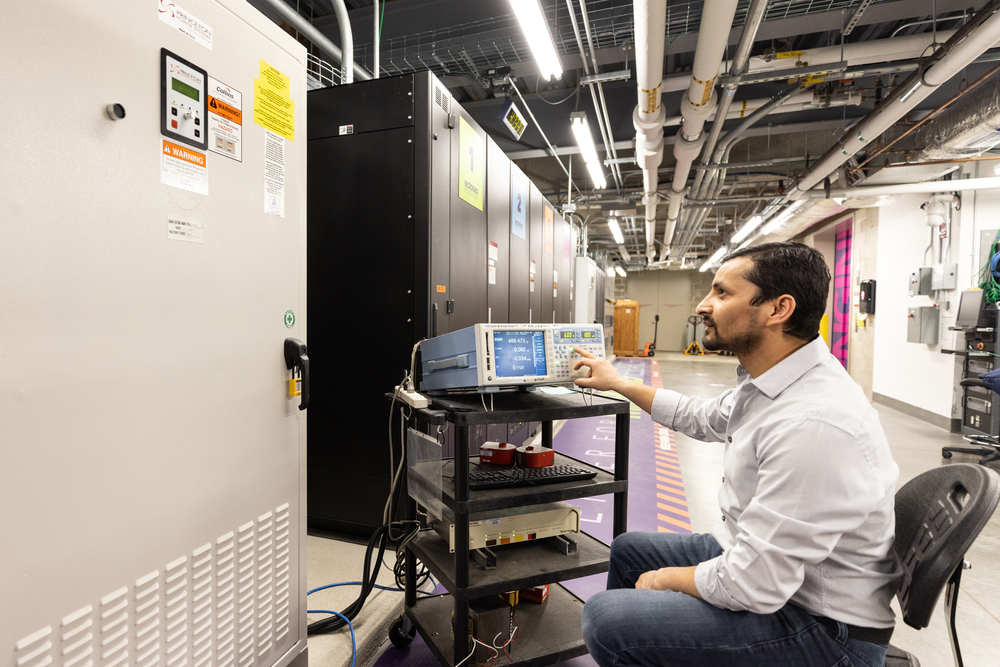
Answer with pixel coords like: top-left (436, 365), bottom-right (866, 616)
top-left (171, 120), bottom-right (178, 129)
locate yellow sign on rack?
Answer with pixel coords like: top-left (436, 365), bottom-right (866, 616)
top-left (458, 117), bottom-right (484, 210)
top-left (254, 60), bottom-right (295, 141)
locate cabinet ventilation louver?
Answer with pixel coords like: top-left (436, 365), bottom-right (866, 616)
top-left (12, 504), bottom-right (294, 667)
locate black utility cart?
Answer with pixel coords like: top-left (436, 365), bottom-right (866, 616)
top-left (395, 389), bottom-right (631, 666)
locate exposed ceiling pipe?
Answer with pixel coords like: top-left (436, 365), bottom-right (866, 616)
top-left (676, 85), bottom-right (805, 255)
top-left (659, 31), bottom-right (967, 93)
top-left (632, 0), bottom-right (668, 261)
top-left (807, 176), bottom-right (1000, 198)
top-left (787, 0), bottom-right (1000, 200)
top-left (259, 0), bottom-right (370, 83)
top-left (578, 0), bottom-right (625, 189)
top-left (661, 90), bottom-right (861, 126)
top-left (660, 0), bottom-right (761, 261)
top-left (566, 0), bottom-right (623, 191)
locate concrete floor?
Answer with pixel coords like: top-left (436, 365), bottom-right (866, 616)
top-left (308, 352), bottom-right (1000, 667)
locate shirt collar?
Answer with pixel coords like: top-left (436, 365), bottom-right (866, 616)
top-left (740, 336), bottom-right (829, 399)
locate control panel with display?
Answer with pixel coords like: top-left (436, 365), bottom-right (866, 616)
top-left (418, 323), bottom-right (605, 392)
top-left (552, 325), bottom-right (605, 380)
top-left (161, 48), bottom-right (208, 150)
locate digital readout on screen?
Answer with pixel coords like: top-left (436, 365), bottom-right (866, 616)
top-left (492, 331), bottom-right (547, 377)
top-left (505, 107), bottom-right (525, 135)
top-left (172, 77), bottom-right (200, 101)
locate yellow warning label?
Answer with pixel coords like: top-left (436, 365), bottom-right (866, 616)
top-left (437, 285), bottom-right (447, 293)
top-left (700, 79), bottom-right (714, 106)
top-left (776, 51), bottom-right (803, 59)
top-left (254, 60), bottom-right (294, 141)
top-left (643, 85), bottom-right (660, 114)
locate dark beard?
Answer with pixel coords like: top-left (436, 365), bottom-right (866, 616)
top-left (702, 322), bottom-right (763, 356)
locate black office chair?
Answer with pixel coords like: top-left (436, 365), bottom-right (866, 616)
top-left (885, 463), bottom-right (1000, 667)
top-left (942, 379), bottom-right (1000, 465)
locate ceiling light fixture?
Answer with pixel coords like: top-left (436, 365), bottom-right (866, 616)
top-left (606, 266), bottom-right (615, 277)
top-left (615, 265), bottom-right (627, 278)
top-left (699, 246), bottom-right (728, 272)
top-left (607, 217), bottom-right (624, 244)
top-left (570, 112), bottom-right (607, 190)
top-left (618, 244), bottom-right (631, 262)
top-left (731, 215), bottom-right (763, 244)
top-left (509, 0), bottom-right (563, 81)
top-left (761, 201), bottom-right (806, 236)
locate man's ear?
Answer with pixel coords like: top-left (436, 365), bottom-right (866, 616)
top-left (766, 294), bottom-right (796, 328)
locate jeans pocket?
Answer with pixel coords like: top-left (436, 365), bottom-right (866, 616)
top-left (844, 640), bottom-right (888, 667)
top-left (827, 656), bottom-right (852, 667)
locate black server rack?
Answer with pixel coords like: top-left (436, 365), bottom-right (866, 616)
top-left (962, 309), bottom-right (1000, 437)
top-left (307, 72), bottom-right (573, 534)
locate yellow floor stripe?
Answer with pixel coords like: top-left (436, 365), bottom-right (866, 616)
top-left (656, 498), bottom-right (690, 516)
top-left (658, 513), bottom-right (692, 530)
top-left (656, 474), bottom-right (685, 488)
top-left (656, 461), bottom-right (682, 472)
top-left (658, 526), bottom-right (676, 533)
top-left (657, 483), bottom-right (687, 495)
top-left (656, 470), bottom-right (683, 482)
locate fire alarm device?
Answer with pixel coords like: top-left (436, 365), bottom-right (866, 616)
top-left (161, 48), bottom-right (209, 150)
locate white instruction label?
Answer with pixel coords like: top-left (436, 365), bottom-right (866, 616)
top-left (161, 139), bottom-right (208, 195)
top-left (264, 130), bottom-right (285, 218)
top-left (158, 0), bottom-right (213, 50)
top-left (207, 77), bottom-right (242, 162)
top-left (167, 217), bottom-right (204, 243)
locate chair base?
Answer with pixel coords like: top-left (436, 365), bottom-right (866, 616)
top-left (941, 445), bottom-right (1000, 466)
top-left (885, 644), bottom-right (920, 667)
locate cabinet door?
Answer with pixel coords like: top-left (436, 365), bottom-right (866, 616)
top-left (528, 184), bottom-right (544, 323)
top-left (486, 138), bottom-right (510, 324)
top-left (449, 112), bottom-right (489, 330)
top-left (509, 165), bottom-right (531, 323)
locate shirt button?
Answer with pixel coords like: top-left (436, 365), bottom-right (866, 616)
top-left (722, 476), bottom-right (725, 483)
top-left (722, 516), bottom-right (727, 522)
top-left (727, 437), bottom-right (732, 443)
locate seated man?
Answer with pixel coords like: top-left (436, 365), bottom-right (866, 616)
top-left (573, 242), bottom-right (901, 667)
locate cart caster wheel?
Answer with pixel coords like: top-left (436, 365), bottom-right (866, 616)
top-left (648, 351), bottom-right (655, 357)
top-left (388, 616), bottom-right (416, 648)
top-left (942, 450), bottom-right (953, 459)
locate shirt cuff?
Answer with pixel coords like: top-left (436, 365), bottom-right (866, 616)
top-left (650, 388), bottom-right (683, 428)
top-left (694, 556), bottom-right (725, 608)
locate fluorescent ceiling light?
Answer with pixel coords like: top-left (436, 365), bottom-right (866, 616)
top-left (731, 215), bottom-right (763, 244)
top-left (699, 246), bottom-right (727, 272)
top-left (615, 265), bottom-right (627, 278)
top-left (509, 0), bottom-right (563, 81)
top-left (571, 112), bottom-right (606, 189)
top-left (606, 266), bottom-right (615, 277)
top-left (608, 217), bottom-right (624, 244)
top-left (618, 243), bottom-right (631, 262)
top-left (761, 201), bottom-right (805, 236)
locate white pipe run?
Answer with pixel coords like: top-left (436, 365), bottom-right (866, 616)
top-left (259, 0), bottom-right (369, 82)
top-left (660, 31), bottom-right (964, 93)
top-left (661, 91), bottom-right (861, 126)
top-left (788, 7), bottom-right (1000, 200)
top-left (662, 0), bottom-right (740, 260)
top-left (633, 0), bottom-right (668, 260)
top-left (807, 176), bottom-right (1000, 198)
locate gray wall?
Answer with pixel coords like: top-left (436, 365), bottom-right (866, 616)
top-left (625, 270), bottom-right (697, 351)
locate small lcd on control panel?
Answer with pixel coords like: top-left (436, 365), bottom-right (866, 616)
top-left (161, 48), bottom-right (209, 150)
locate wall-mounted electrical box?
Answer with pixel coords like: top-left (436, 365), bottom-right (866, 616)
top-left (908, 306), bottom-right (940, 344)
top-left (932, 263), bottom-right (958, 290)
top-left (859, 279), bottom-right (876, 314)
top-left (909, 267), bottom-right (933, 296)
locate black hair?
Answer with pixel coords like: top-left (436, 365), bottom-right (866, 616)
top-left (722, 241), bottom-right (830, 341)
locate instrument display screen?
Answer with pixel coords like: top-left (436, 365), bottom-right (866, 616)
top-left (492, 330), bottom-right (547, 377)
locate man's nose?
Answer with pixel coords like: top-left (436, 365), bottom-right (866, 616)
top-left (696, 295), bottom-right (712, 315)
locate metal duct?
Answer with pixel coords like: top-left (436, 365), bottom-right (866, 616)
top-left (259, 0), bottom-right (370, 83)
top-left (906, 73), bottom-right (1000, 160)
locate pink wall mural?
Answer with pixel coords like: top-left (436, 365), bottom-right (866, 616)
top-left (832, 222), bottom-right (853, 369)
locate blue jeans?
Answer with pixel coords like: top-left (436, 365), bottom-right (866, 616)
top-left (581, 532), bottom-right (889, 667)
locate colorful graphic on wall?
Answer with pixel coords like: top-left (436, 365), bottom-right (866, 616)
top-left (832, 222), bottom-right (853, 369)
top-left (458, 116), bottom-right (484, 210)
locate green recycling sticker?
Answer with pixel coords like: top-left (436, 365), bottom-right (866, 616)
top-left (284, 310), bottom-right (295, 328)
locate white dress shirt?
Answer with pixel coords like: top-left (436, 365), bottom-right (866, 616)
top-left (651, 337), bottom-right (902, 628)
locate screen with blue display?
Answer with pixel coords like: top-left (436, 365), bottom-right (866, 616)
top-left (492, 330), bottom-right (547, 377)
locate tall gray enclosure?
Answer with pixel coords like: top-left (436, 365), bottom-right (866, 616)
top-left (529, 184), bottom-right (544, 322)
top-left (487, 137), bottom-right (511, 323)
top-left (509, 165), bottom-right (531, 322)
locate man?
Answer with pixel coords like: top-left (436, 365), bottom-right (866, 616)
top-left (574, 242), bottom-right (901, 667)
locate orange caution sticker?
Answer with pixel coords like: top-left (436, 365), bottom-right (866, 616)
top-left (162, 139), bottom-right (206, 167)
top-left (437, 285), bottom-right (447, 293)
top-left (208, 95), bottom-right (242, 124)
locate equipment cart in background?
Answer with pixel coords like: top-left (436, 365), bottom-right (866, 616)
top-left (397, 390), bottom-right (630, 666)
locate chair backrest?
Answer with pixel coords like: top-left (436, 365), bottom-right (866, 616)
top-left (893, 463), bottom-right (1000, 629)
